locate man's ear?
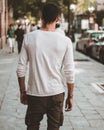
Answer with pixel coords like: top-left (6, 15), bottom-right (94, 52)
top-left (56, 17), bottom-right (59, 23)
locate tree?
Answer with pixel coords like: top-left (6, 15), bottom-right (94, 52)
top-left (76, 0), bottom-right (96, 14)
top-left (96, 10), bottom-right (104, 26)
top-left (8, 0), bottom-right (62, 20)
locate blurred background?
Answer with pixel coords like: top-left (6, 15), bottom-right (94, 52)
top-left (0, 0), bottom-right (104, 49)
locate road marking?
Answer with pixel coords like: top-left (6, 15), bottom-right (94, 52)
top-left (91, 83), bottom-right (104, 93)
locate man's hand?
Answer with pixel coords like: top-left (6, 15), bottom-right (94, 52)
top-left (65, 97), bottom-right (74, 112)
top-left (65, 83), bottom-right (74, 111)
top-left (20, 91), bottom-right (28, 105)
top-left (18, 77), bottom-right (27, 105)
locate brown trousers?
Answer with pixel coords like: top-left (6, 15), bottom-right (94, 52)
top-left (25, 93), bottom-right (64, 130)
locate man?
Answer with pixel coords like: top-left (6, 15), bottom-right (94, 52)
top-left (17, 3), bottom-right (74, 130)
top-left (15, 24), bottom-right (25, 53)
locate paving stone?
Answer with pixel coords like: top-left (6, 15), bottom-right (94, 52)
top-left (65, 107), bottom-right (83, 117)
top-left (88, 119), bottom-right (104, 127)
top-left (69, 117), bottom-right (90, 128)
top-left (74, 128), bottom-right (104, 130)
top-left (84, 114), bottom-right (103, 120)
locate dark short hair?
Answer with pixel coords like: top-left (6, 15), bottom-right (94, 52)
top-left (9, 24), bottom-right (13, 27)
top-left (18, 24), bottom-right (22, 27)
top-left (41, 3), bottom-right (60, 24)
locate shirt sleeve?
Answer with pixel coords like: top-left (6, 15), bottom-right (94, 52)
top-left (63, 39), bottom-right (75, 84)
top-left (17, 35), bottom-right (29, 77)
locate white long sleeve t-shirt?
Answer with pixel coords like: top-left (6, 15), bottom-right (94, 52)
top-left (17, 30), bottom-right (74, 96)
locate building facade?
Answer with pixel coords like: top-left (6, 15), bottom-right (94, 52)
top-left (0, 0), bottom-right (8, 49)
top-left (96, 0), bottom-right (104, 26)
top-left (96, 0), bottom-right (104, 11)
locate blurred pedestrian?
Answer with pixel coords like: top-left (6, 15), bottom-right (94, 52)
top-left (7, 24), bottom-right (15, 53)
top-left (17, 3), bottom-right (74, 130)
top-left (15, 24), bottom-right (25, 53)
top-left (69, 25), bottom-right (75, 43)
top-left (25, 23), bottom-right (31, 33)
top-left (30, 23), bottom-right (37, 32)
top-left (94, 23), bottom-right (99, 30)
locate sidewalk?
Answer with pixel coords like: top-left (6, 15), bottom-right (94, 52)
top-left (0, 41), bottom-right (104, 130)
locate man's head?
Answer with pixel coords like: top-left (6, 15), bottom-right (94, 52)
top-left (9, 24), bottom-right (14, 29)
top-left (18, 24), bottom-right (22, 29)
top-left (41, 3), bottom-right (60, 25)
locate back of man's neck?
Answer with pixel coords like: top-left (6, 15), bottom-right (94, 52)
top-left (41, 23), bottom-right (56, 32)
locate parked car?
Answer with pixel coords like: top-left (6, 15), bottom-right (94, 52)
top-left (87, 36), bottom-right (104, 63)
top-left (99, 26), bottom-right (104, 31)
top-left (76, 30), bottom-right (104, 54)
top-left (99, 45), bottom-right (104, 64)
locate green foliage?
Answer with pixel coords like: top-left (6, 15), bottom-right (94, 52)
top-left (8, 0), bottom-right (62, 20)
top-left (8, 0), bottom-right (80, 23)
top-left (8, 0), bottom-right (97, 22)
top-left (76, 0), bottom-right (96, 14)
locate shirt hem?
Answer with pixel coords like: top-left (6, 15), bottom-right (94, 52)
top-left (26, 90), bottom-right (65, 97)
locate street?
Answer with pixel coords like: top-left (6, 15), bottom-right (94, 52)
top-left (0, 37), bottom-right (104, 130)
